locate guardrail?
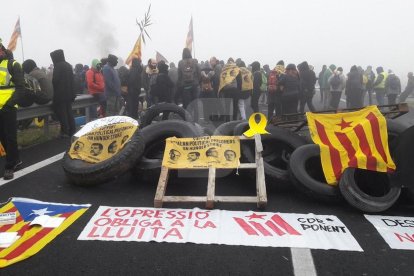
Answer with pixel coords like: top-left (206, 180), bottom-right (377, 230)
top-left (17, 94), bottom-right (99, 135)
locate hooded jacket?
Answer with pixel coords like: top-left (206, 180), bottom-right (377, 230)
top-left (50, 49), bottom-right (75, 103)
top-left (127, 58), bottom-right (143, 95)
top-left (152, 62), bottom-right (173, 102)
top-left (177, 48), bottom-right (201, 87)
top-left (102, 60), bottom-right (122, 97)
top-left (278, 64), bottom-right (300, 95)
top-left (22, 59), bottom-right (54, 103)
top-left (251, 61), bottom-right (262, 95)
top-left (86, 59), bottom-right (105, 95)
top-left (298, 61), bottom-right (317, 93)
top-left (321, 64), bottom-right (336, 89)
top-left (346, 65), bottom-right (363, 95)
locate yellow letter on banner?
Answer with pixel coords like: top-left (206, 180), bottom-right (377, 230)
top-left (243, 113), bottom-right (270, 138)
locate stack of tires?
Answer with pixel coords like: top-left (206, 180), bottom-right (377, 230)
top-left (289, 120), bottom-right (408, 212)
top-left (63, 103), bottom-right (200, 186)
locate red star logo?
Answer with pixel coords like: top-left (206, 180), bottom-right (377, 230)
top-left (245, 213), bottom-right (266, 220)
top-left (337, 118), bottom-right (352, 130)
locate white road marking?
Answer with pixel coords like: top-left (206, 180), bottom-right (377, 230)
top-left (291, 248), bottom-right (317, 276)
top-left (0, 152), bottom-right (65, 187)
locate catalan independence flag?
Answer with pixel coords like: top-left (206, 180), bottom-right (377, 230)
top-left (0, 198), bottom-right (90, 268)
top-left (185, 16), bottom-right (194, 52)
top-left (306, 105), bottom-right (396, 185)
top-left (7, 17), bottom-right (21, 52)
top-left (125, 33), bottom-right (142, 66)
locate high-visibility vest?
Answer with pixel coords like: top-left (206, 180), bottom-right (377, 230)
top-left (374, 72), bottom-right (388, 89)
top-left (0, 59), bottom-right (16, 109)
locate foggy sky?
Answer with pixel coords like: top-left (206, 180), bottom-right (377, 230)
top-left (1, 0), bottom-right (413, 83)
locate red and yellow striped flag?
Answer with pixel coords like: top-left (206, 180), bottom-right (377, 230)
top-left (0, 198), bottom-right (90, 268)
top-left (7, 18), bottom-right (21, 52)
top-left (125, 33), bottom-right (142, 66)
top-left (185, 16), bottom-right (193, 51)
top-left (306, 105), bottom-right (396, 185)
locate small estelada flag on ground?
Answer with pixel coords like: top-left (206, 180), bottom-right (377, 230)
top-left (306, 105), bottom-right (396, 185)
top-left (0, 198), bottom-right (90, 268)
top-left (7, 17), bottom-right (21, 52)
top-left (185, 16), bottom-right (193, 51)
top-left (125, 33), bottom-right (142, 66)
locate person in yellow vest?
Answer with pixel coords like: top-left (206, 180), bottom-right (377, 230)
top-left (0, 38), bottom-right (23, 180)
top-left (372, 66), bottom-right (388, 106)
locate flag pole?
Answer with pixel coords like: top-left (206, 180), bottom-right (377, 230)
top-left (19, 16), bottom-right (25, 61)
top-left (192, 16), bottom-right (196, 59)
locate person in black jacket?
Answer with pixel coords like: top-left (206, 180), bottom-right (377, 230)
top-left (152, 61), bottom-right (174, 104)
top-left (251, 61), bottom-right (262, 113)
top-left (50, 49), bottom-right (76, 138)
top-left (126, 58), bottom-right (142, 119)
top-left (278, 64), bottom-right (300, 115)
top-left (298, 61), bottom-right (316, 113)
top-left (346, 65), bottom-right (363, 109)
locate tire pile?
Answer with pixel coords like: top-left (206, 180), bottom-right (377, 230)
top-left (63, 103), bottom-right (412, 213)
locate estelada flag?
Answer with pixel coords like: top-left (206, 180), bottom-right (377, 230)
top-left (0, 198), bottom-right (90, 268)
top-left (125, 34), bottom-right (142, 66)
top-left (7, 17), bottom-right (21, 52)
top-left (306, 105), bottom-right (396, 185)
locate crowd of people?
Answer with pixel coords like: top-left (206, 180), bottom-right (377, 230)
top-left (1, 39), bottom-right (414, 180)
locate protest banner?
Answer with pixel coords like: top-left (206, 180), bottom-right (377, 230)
top-left (68, 122), bottom-right (138, 163)
top-left (365, 215), bottom-right (414, 250)
top-left (79, 207), bottom-right (362, 251)
top-left (162, 136), bottom-right (240, 169)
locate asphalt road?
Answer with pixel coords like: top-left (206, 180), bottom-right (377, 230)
top-left (1, 96), bottom-right (414, 276)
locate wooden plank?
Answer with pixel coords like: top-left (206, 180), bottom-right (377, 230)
top-left (214, 196), bottom-right (257, 203)
top-left (206, 167), bottom-right (216, 209)
top-left (256, 149), bottom-right (267, 209)
top-left (254, 134), bottom-right (263, 153)
top-left (154, 166), bottom-right (169, 208)
top-left (238, 163), bottom-right (257, 169)
top-left (163, 196), bottom-right (206, 202)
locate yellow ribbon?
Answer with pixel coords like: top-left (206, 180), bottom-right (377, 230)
top-left (243, 113), bottom-right (270, 137)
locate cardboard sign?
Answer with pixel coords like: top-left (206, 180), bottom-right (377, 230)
top-left (78, 207), bottom-right (362, 251)
top-left (68, 122), bottom-right (138, 163)
top-left (365, 215), bottom-right (414, 250)
top-left (162, 136), bottom-right (240, 169)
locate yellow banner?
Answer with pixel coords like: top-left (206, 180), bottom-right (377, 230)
top-left (240, 67), bottom-right (253, 91)
top-left (218, 64), bottom-right (240, 93)
top-left (68, 122), bottom-right (138, 163)
top-left (162, 136), bottom-right (240, 169)
top-left (306, 105), bottom-right (396, 185)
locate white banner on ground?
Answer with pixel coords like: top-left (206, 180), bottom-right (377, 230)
top-left (78, 207), bottom-right (362, 251)
top-left (365, 215), bottom-right (414, 250)
top-left (74, 116), bottom-right (138, 138)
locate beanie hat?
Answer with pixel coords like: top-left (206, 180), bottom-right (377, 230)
top-left (22, 59), bottom-right (37, 74)
top-left (277, 60), bottom-right (284, 66)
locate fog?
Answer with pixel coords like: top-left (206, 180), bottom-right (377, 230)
top-left (1, 0), bottom-right (413, 83)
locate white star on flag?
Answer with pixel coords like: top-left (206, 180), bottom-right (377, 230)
top-left (30, 208), bottom-right (53, 216)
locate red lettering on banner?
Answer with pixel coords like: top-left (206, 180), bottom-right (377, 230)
top-left (116, 227), bottom-right (135, 238)
top-left (94, 218), bottom-right (111, 226)
top-left (130, 209), bottom-right (143, 217)
top-left (115, 209), bottom-right (130, 217)
top-left (112, 218), bottom-right (124, 227)
top-left (101, 208), bottom-right (113, 217)
top-left (171, 220), bottom-right (185, 227)
top-left (154, 210), bottom-right (165, 218)
top-left (102, 227), bottom-right (115, 238)
top-left (166, 210), bottom-right (177, 219)
top-left (233, 215), bottom-right (301, 237)
top-left (142, 210), bottom-right (155, 218)
top-left (151, 220), bottom-right (163, 227)
top-left (194, 220), bottom-right (217, 229)
top-left (137, 228), bottom-right (145, 239)
top-left (87, 226), bottom-right (100, 238)
top-left (151, 227), bottom-right (165, 238)
top-left (163, 228), bottom-right (183, 240)
top-left (195, 211), bottom-right (210, 220)
top-left (177, 211), bottom-right (186, 219)
top-left (140, 220), bottom-right (151, 227)
top-left (395, 232), bottom-right (414, 242)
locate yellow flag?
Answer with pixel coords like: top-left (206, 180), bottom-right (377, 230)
top-left (306, 105), bottom-right (396, 185)
top-left (125, 34), bottom-right (142, 66)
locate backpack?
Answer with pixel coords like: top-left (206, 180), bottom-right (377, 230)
top-left (267, 70), bottom-right (278, 93)
top-left (330, 74), bottom-right (341, 90)
top-left (182, 59), bottom-right (195, 85)
top-left (260, 72), bottom-right (267, 91)
top-left (388, 75), bottom-right (399, 90)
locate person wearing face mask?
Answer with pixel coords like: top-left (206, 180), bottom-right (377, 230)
top-left (86, 59), bottom-right (106, 118)
top-left (102, 54), bottom-right (122, 116)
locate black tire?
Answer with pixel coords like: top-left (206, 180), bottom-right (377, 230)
top-left (289, 144), bottom-right (341, 201)
top-left (339, 167), bottom-right (401, 212)
top-left (140, 103), bottom-right (193, 128)
top-left (133, 120), bottom-right (202, 179)
top-left (386, 119), bottom-right (407, 154)
top-left (133, 157), bottom-right (163, 182)
top-left (235, 124), bottom-right (309, 190)
top-left (62, 130), bottom-right (145, 186)
top-left (213, 120), bottom-right (245, 136)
